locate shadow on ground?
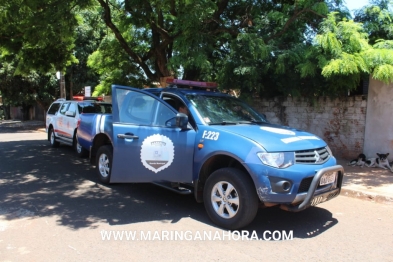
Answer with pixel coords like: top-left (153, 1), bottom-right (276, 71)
top-left (0, 130), bottom-right (339, 240)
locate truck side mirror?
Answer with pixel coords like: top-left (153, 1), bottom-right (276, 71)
top-left (176, 113), bottom-right (188, 129)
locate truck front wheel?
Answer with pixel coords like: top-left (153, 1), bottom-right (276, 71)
top-left (203, 168), bottom-right (259, 230)
top-left (96, 145), bottom-right (113, 184)
top-left (49, 128), bottom-right (60, 148)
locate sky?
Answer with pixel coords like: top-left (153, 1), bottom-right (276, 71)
top-left (345, 0), bottom-right (370, 13)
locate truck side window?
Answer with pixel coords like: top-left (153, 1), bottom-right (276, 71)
top-left (59, 103), bottom-right (70, 115)
top-left (162, 95), bottom-right (196, 129)
top-left (118, 91), bottom-right (155, 125)
top-left (154, 103), bottom-right (176, 127)
top-left (67, 103), bottom-right (77, 116)
top-left (164, 99), bottom-right (177, 110)
top-left (47, 103), bottom-right (61, 115)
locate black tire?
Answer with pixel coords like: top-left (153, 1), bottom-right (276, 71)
top-left (74, 133), bottom-right (88, 158)
top-left (203, 168), bottom-right (259, 230)
top-left (96, 145), bottom-right (113, 184)
top-left (49, 128), bottom-right (60, 148)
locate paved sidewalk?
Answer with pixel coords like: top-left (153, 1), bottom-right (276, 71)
top-left (1, 119), bottom-right (392, 204)
top-left (337, 159), bottom-right (393, 204)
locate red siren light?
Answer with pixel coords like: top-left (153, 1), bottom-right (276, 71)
top-left (72, 95), bottom-right (103, 101)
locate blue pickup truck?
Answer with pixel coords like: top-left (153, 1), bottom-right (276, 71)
top-left (77, 80), bottom-right (344, 229)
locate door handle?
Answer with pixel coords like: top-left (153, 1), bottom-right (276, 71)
top-left (117, 133), bottom-right (139, 139)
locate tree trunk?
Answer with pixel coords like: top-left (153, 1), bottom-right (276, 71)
top-left (70, 69), bottom-right (73, 99)
top-left (3, 98), bottom-right (11, 120)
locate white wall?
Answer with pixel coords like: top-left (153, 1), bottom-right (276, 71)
top-left (252, 95), bottom-right (367, 159)
top-left (363, 77), bottom-right (393, 161)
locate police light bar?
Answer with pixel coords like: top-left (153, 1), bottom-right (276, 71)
top-left (166, 78), bottom-right (217, 88)
top-left (73, 95), bottom-right (103, 101)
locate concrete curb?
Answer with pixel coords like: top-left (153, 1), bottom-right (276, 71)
top-left (0, 120), bottom-right (45, 129)
top-left (341, 188), bottom-right (393, 205)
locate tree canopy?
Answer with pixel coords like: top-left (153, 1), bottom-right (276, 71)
top-left (354, 0), bottom-right (393, 45)
top-left (0, 57), bottom-right (58, 119)
top-left (300, 12), bottom-right (393, 93)
top-left (91, 0), bottom-right (353, 96)
top-left (0, 0), bottom-right (93, 73)
top-left (1, 0), bottom-right (393, 111)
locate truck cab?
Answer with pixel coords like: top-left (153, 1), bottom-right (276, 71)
top-left (77, 79), bottom-right (344, 229)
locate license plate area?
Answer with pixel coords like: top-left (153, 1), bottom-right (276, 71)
top-left (319, 172), bottom-right (337, 186)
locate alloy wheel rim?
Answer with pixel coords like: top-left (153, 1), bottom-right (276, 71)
top-left (50, 131), bottom-right (55, 144)
top-left (98, 153), bottom-right (110, 178)
top-left (211, 181), bottom-right (239, 219)
top-left (76, 141), bottom-right (82, 153)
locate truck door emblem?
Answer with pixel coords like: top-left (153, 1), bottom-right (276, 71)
top-left (140, 134), bottom-right (174, 173)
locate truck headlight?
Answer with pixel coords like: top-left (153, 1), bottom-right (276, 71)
top-left (257, 152), bottom-right (295, 169)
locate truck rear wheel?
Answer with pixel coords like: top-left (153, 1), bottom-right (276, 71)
top-left (203, 168), bottom-right (259, 230)
top-left (96, 145), bottom-right (113, 184)
top-left (74, 133), bottom-right (88, 158)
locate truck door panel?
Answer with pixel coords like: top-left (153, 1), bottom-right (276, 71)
top-left (110, 86), bottom-right (196, 183)
top-left (56, 102), bottom-right (71, 138)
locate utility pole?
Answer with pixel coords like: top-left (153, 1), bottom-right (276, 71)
top-left (56, 71), bottom-right (66, 99)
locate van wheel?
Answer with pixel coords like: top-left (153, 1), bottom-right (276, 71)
top-left (96, 145), bottom-right (113, 184)
top-left (203, 168), bottom-right (259, 230)
top-left (49, 128), bottom-right (60, 148)
top-left (74, 133), bottom-right (88, 158)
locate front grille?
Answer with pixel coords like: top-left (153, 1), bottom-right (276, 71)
top-left (298, 177), bottom-right (313, 193)
top-left (298, 176), bottom-right (325, 193)
top-left (295, 147), bottom-right (330, 164)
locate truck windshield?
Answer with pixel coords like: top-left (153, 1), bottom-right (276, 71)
top-left (186, 94), bottom-right (268, 125)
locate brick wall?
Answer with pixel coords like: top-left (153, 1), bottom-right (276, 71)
top-left (251, 95), bottom-right (368, 159)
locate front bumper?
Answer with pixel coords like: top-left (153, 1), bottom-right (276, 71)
top-left (279, 165), bottom-right (344, 212)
